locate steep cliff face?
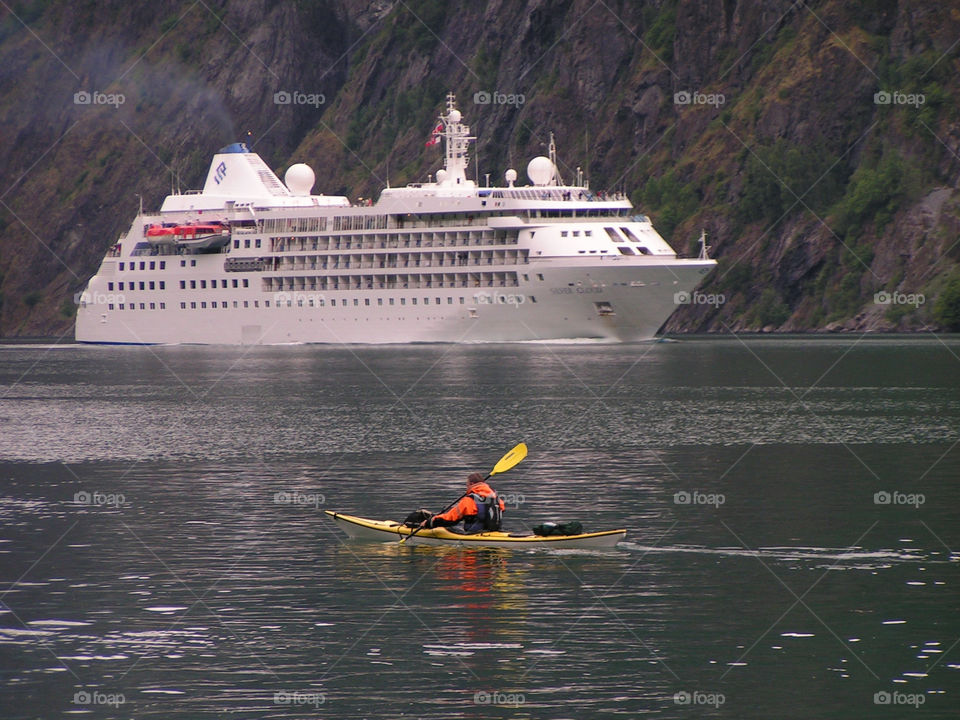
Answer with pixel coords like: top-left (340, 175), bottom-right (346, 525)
top-left (0, 0), bottom-right (354, 334)
top-left (1, 0), bottom-right (958, 336)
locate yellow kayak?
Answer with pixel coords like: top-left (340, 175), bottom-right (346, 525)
top-left (325, 511), bottom-right (625, 549)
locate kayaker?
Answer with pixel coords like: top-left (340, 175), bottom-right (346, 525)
top-left (421, 472), bottom-right (506, 533)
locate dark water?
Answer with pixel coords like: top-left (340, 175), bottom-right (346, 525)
top-left (0, 336), bottom-right (958, 719)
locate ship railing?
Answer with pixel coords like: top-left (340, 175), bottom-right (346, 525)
top-left (276, 257), bottom-right (528, 273)
top-left (493, 188), bottom-right (629, 202)
top-left (315, 279), bottom-right (522, 291)
top-left (268, 237), bottom-right (518, 251)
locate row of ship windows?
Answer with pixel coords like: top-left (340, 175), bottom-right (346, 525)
top-left (267, 231), bottom-right (515, 252)
top-left (105, 274), bottom-right (547, 293)
top-left (108, 281), bottom-right (165, 291)
top-left (107, 279), bottom-right (251, 291)
top-left (118, 259), bottom-right (199, 271)
top-left (271, 295), bottom-right (538, 308)
top-left (109, 302), bottom-right (167, 310)
top-left (104, 296), bottom-right (539, 311)
top-left (264, 271), bottom-right (525, 293)
top-left (261, 215), bottom-right (386, 233)
top-left (115, 247), bottom-right (522, 272)
top-left (180, 279), bottom-right (250, 289)
top-left (273, 252), bottom-right (527, 271)
top-left (153, 232), bottom-right (519, 254)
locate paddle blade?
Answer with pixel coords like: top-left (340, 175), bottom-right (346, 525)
top-left (489, 442), bottom-right (527, 477)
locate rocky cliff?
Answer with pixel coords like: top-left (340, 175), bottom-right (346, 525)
top-left (1, 0), bottom-right (958, 336)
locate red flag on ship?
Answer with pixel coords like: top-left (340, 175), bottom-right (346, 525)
top-left (425, 122), bottom-right (443, 147)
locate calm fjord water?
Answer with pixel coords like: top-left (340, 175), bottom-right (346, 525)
top-left (0, 336), bottom-right (958, 719)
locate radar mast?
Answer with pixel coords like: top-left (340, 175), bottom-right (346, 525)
top-left (440, 92), bottom-right (475, 186)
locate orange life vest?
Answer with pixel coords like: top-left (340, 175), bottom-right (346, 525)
top-left (435, 482), bottom-right (505, 532)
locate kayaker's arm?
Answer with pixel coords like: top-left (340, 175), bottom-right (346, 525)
top-left (420, 515), bottom-right (453, 528)
top-left (422, 497), bottom-right (472, 528)
top-left (437, 497), bottom-right (472, 524)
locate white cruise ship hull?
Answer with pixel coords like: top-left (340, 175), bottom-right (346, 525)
top-left (75, 258), bottom-right (714, 345)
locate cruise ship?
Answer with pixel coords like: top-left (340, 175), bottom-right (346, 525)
top-left (75, 93), bottom-right (715, 344)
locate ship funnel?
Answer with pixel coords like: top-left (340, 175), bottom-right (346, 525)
top-left (201, 149), bottom-right (291, 197)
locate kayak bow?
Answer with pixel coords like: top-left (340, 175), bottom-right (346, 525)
top-left (326, 511), bottom-right (625, 549)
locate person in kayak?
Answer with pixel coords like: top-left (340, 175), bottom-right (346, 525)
top-left (421, 472), bottom-right (506, 533)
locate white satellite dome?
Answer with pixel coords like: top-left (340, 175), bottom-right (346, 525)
top-left (448, 109), bottom-right (461, 123)
top-left (505, 168), bottom-right (517, 186)
top-left (527, 156), bottom-right (555, 186)
top-left (436, 168), bottom-right (449, 183)
top-left (284, 163), bottom-right (315, 196)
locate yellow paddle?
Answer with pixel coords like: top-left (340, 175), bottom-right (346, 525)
top-left (399, 442), bottom-right (528, 544)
